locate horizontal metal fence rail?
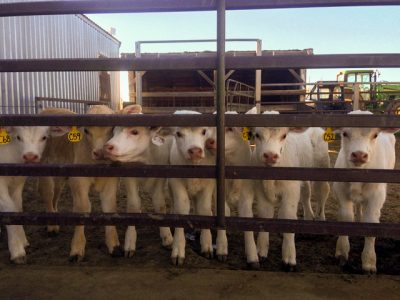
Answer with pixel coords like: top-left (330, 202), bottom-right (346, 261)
top-left (0, 212), bottom-right (399, 238)
top-left (2, 54), bottom-right (400, 72)
top-left (1, 114), bottom-right (400, 127)
top-left (1, 0), bottom-right (400, 16)
top-left (2, 165), bottom-right (400, 183)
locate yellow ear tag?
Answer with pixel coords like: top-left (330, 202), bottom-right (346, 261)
top-left (68, 126), bottom-right (82, 143)
top-left (0, 128), bottom-right (11, 145)
top-left (242, 127), bottom-right (250, 141)
top-left (322, 127), bottom-right (336, 143)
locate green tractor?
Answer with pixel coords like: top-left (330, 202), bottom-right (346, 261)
top-left (314, 70), bottom-right (400, 114)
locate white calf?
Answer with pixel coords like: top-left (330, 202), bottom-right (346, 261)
top-left (205, 110), bottom-right (257, 267)
top-left (68, 105), bottom-right (121, 262)
top-left (166, 110), bottom-right (216, 265)
top-left (248, 110), bottom-right (330, 270)
top-left (334, 110), bottom-right (398, 274)
top-left (0, 125), bottom-right (67, 263)
top-left (103, 104), bottom-right (173, 257)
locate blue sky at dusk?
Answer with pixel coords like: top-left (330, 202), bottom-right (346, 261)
top-left (88, 6), bottom-right (400, 100)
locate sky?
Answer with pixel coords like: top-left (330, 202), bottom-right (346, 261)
top-left (87, 6), bottom-right (400, 102)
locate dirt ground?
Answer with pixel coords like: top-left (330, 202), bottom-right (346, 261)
top-left (0, 140), bottom-right (399, 299)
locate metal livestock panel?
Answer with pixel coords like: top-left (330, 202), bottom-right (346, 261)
top-left (0, 1), bottom-right (120, 114)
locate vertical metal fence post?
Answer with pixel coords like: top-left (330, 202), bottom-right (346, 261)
top-left (216, 0), bottom-right (226, 228)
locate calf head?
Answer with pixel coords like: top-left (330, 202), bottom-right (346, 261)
top-left (104, 105), bottom-right (162, 163)
top-left (9, 126), bottom-right (68, 163)
top-left (83, 105), bottom-right (114, 160)
top-left (249, 111), bottom-right (307, 166)
top-left (337, 110), bottom-right (399, 167)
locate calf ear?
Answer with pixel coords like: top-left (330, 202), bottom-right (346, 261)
top-left (50, 126), bottom-right (71, 137)
top-left (121, 104), bottom-right (142, 115)
top-left (245, 107), bottom-right (258, 115)
top-left (157, 127), bottom-right (174, 137)
top-left (381, 128), bottom-right (400, 134)
top-left (289, 127), bottom-right (308, 133)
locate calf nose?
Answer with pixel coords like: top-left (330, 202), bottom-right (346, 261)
top-left (188, 147), bottom-right (203, 160)
top-left (104, 143), bottom-right (115, 154)
top-left (92, 149), bottom-right (104, 160)
top-left (23, 152), bottom-right (39, 163)
top-left (351, 151), bottom-right (368, 164)
top-left (263, 152), bottom-right (279, 164)
top-left (205, 138), bottom-right (216, 150)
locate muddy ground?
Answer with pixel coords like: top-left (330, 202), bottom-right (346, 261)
top-left (0, 140), bottom-right (399, 298)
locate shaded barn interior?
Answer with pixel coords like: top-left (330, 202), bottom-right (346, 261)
top-left (122, 49), bottom-right (312, 112)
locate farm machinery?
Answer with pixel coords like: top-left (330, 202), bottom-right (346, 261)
top-left (312, 70), bottom-right (400, 114)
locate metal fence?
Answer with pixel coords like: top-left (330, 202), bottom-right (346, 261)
top-left (1, 0), bottom-right (400, 239)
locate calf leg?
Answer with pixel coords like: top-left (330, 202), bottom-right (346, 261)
top-left (279, 184), bottom-right (300, 270)
top-left (10, 179), bottom-right (29, 248)
top-left (0, 191), bottom-right (26, 264)
top-left (169, 179), bottom-right (190, 266)
top-left (151, 179), bottom-right (173, 248)
top-left (313, 181), bottom-right (330, 221)
top-left (335, 199), bottom-right (354, 265)
top-left (360, 186), bottom-right (386, 274)
top-left (300, 181), bottom-right (314, 220)
top-left (100, 178), bottom-right (121, 257)
top-left (123, 178), bottom-right (141, 257)
top-left (238, 187), bottom-right (258, 268)
top-left (257, 198), bottom-right (274, 260)
top-left (216, 202), bottom-right (230, 262)
top-left (195, 189), bottom-right (214, 259)
top-left (69, 177), bottom-right (91, 262)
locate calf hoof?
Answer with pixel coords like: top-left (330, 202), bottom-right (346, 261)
top-left (171, 256), bottom-right (185, 266)
top-left (162, 237), bottom-right (173, 250)
top-left (202, 250), bottom-right (214, 259)
top-left (247, 261), bottom-right (260, 270)
top-left (12, 255), bottom-right (27, 265)
top-left (336, 255), bottom-right (348, 267)
top-left (162, 243), bottom-right (173, 250)
top-left (363, 269), bottom-right (376, 276)
top-left (282, 262), bottom-right (297, 272)
top-left (111, 246), bottom-right (124, 258)
top-left (68, 254), bottom-right (84, 263)
top-left (217, 254), bottom-right (227, 262)
top-left (258, 255), bottom-right (268, 263)
top-left (124, 250), bottom-right (135, 258)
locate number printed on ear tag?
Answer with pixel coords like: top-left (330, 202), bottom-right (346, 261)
top-left (322, 127), bottom-right (336, 143)
top-left (68, 126), bottom-right (82, 143)
top-left (0, 128), bottom-right (11, 145)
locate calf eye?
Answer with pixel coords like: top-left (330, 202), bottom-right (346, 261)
top-left (176, 131), bottom-right (183, 138)
top-left (255, 133), bottom-right (260, 139)
top-left (41, 136), bottom-right (47, 141)
top-left (227, 127), bottom-right (233, 132)
top-left (130, 129), bottom-right (139, 135)
top-left (281, 134), bottom-right (287, 140)
top-left (16, 135), bottom-right (21, 141)
top-left (84, 128), bottom-right (90, 135)
top-left (342, 132), bottom-right (348, 138)
top-left (202, 129), bottom-right (207, 135)
top-left (373, 133), bottom-right (378, 139)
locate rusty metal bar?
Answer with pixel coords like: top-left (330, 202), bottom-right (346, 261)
top-left (2, 114), bottom-right (400, 128)
top-left (1, 0), bottom-right (400, 17)
top-left (2, 54), bottom-right (400, 72)
top-left (0, 212), bottom-right (399, 238)
top-left (216, 0), bottom-right (226, 228)
top-left (2, 165), bottom-right (400, 183)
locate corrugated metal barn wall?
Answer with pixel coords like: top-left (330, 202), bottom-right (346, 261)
top-left (0, 0), bottom-right (120, 114)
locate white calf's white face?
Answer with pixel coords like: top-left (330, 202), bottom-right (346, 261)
top-left (253, 127), bottom-right (290, 166)
top-left (12, 126), bottom-right (50, 163)
top-left (104, 126), bottom-right (157, 163)
top-left (174, 126), bottom-right (210, 162)
top-left (339, 127), bottom-right (381, 167)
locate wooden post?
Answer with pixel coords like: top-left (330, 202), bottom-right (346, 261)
top-left (353, 84), bottom-right (360, 110)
